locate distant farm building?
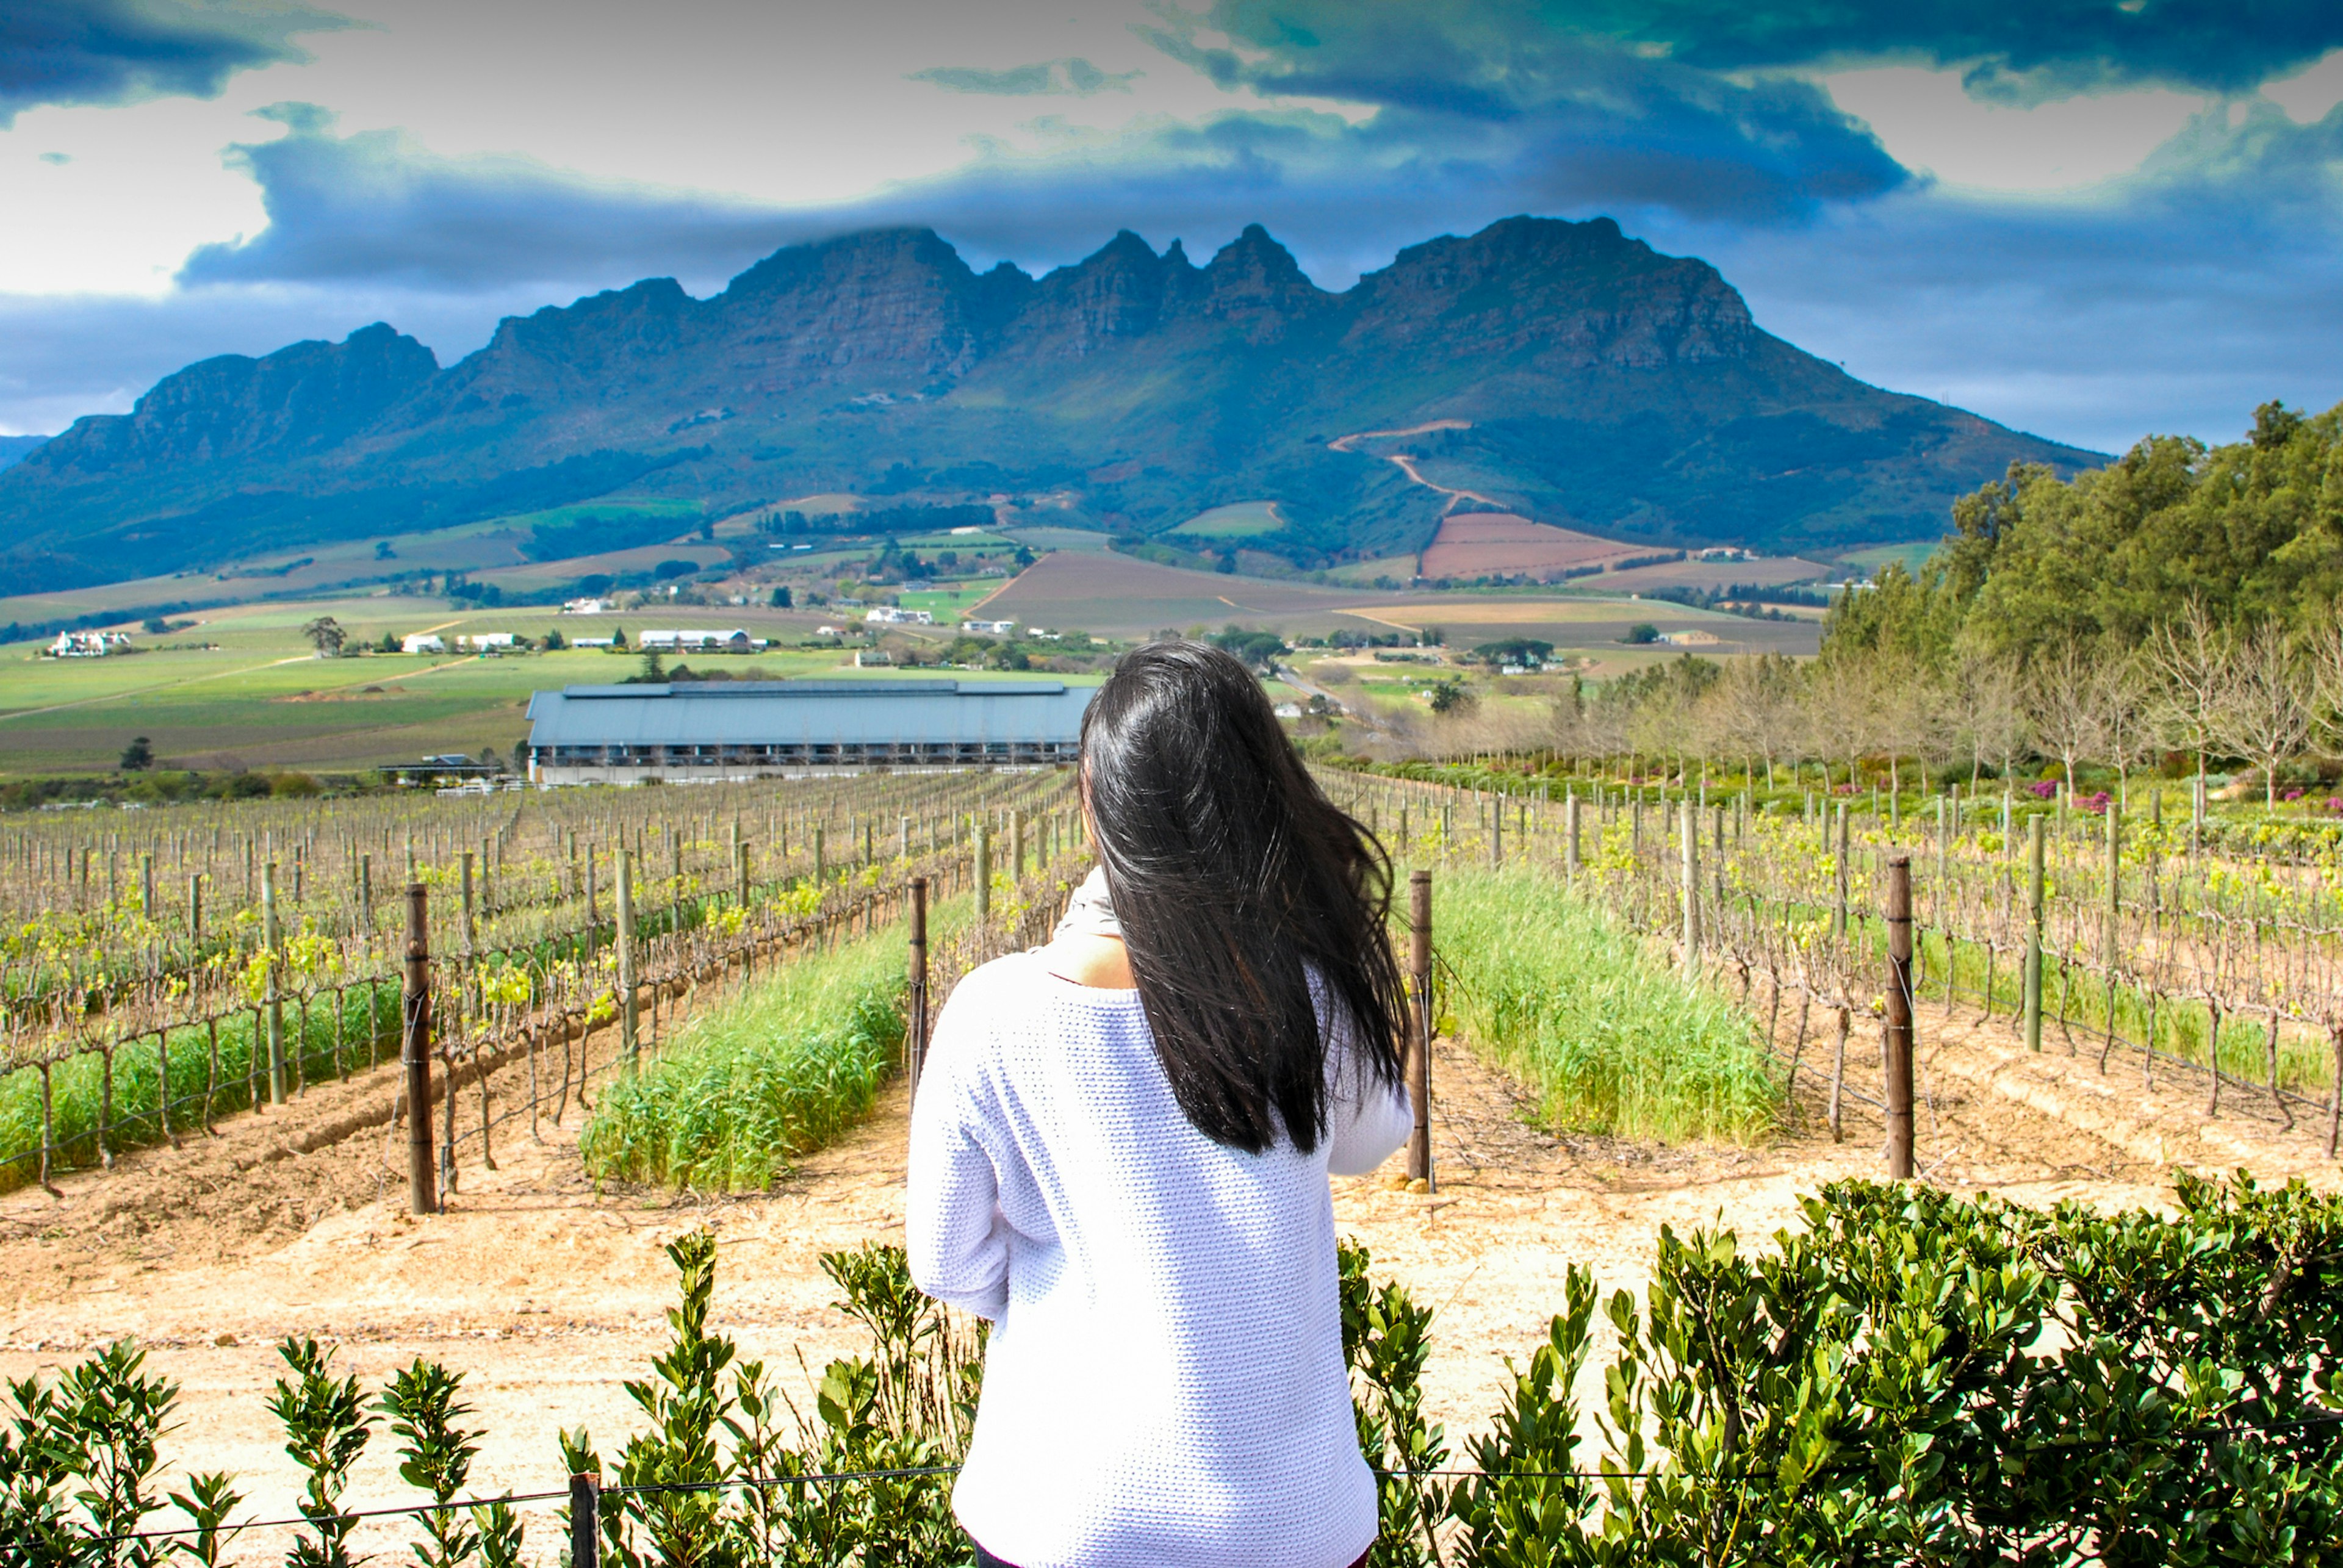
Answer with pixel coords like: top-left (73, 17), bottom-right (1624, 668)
top-left (46, 631), bottom-right (129, 658)
top-left (562, 597), bottom-right (610, 614)
top-left (402, 633), bottom-right (448, 654)
top-left (459, 632), bottom-right (517, 652)
top-left (961, 619), bottom-right (1016, 636)
top-left (639, 628), bottom-right (760, 653)
top-left (865, 606), bottom-right (934, 625)
top-left (525, 680), bottom-right (1094, 782)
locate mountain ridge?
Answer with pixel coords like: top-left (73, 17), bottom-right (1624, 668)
top-left (0, 215), bottom-right (2102, 592)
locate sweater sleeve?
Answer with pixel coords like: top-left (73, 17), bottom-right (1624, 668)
top-left (906, 1012), bottom-right (1013, 1321)
top-left (1322, 1023), bottom-right (1414, 1178)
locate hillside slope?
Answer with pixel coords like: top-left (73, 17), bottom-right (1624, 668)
top-left (0, 216), bottom-right (2101, 593)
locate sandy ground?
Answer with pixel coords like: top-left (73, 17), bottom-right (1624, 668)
top-left (4, 990), bottom-right (2337, 1564)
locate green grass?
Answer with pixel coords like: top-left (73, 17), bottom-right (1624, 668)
top-left (1837, 541), bottom-right (1938, 577)
top-left (579, 899), bottom-right (968, 1190)
top-left (1431, 866), bottom-right (1779, 1142)
top-left (0, 984), bottom-right (401, 1191)
top-left (1170, 501), bottom-right (1286, 538)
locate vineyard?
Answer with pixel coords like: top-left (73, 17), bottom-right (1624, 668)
top-left (0, 772), bottom-right (1084, 1195)
top-left (6, 754), bottom-right (2342, 1565)
top-left (1325, 761), bottom-right (2343, 1161)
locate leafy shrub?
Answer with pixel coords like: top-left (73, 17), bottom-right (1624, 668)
top-left (1432, 867), bottom-right (1779, 1142)
top-left (10, 1177), bottom-right (2343, 1565)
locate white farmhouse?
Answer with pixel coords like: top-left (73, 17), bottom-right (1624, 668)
top-left (865, 606), bottom-right (934, 625)
top-left (402, 633), bottom-right (448, 654)
top-left (639, 628), bottom-right (757, 653)
top-left (960, 619), bottom-right (1016, 636)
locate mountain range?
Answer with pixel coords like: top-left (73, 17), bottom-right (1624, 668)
top-left (0, 216), bottom-right (2102, 595)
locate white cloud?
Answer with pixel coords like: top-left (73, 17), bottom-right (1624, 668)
top-left (2264, 48), bottom-right (2343, 123)
top-left (1819, 67), bottom-right (2206, 192)
top-left (0, 95), bottom-right (270, 294)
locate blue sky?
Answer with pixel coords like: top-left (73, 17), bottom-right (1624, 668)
top-left (2, 0), bottom-right (2339, 453)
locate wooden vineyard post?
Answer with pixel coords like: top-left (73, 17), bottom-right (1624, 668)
top-left (908, 877), bottom-right (930, 1093)
top-left (358, 854), bottom-right (372, 946)
top-left (262, 861), bottom-right (286, 1104)
top-left (814, 824), bottom-right (826, 888)
top-left (617, 849), bottom-right (639, 1066)
top-left (974, 819), bottom-right (992, 923)
top-left (736, 839), bottom-right (750, 910)
top-left (2329, 1021), bottom-right (2341, 1160)
top-left (188, 873), bottom-right (202, 944)
top-left (1406, 869), bottom-right (1433, 1188)
top-left (1885, 854), bottom-right (1916, 1179)
top-left (569, 1471), bottom-right (600, 1568)
top-left (1491, 795), bottom-right (1503, 867)
top-left (402, 882), bottom-right (437, 1215)
top-left (141, 853), bottom-right (154, 921)
top-left (2024, 815), bottom-right (2046, 1052)
top-left (1833, 803), bottom-right (1849, 940)
top-left (1679, 799), bottom-right (1699, 976)
top-left (1564, 789), bottom-right (1581, 882)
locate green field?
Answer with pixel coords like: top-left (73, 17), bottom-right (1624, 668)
top-left (0, 595), bottom-right (1087, 778)
top-left (897, 583), bottom-right (1002, 619)
top-left (1170, 501), bottom-right (1287, 538)
top-left (1835, 539), bottom-right (1938, 576)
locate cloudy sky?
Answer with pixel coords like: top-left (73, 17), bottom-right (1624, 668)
top-left (3, 0), bottom-right (2340, 453)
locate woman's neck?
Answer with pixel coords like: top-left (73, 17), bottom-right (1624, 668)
top-left (1042, 932), bottom-right (1135, 990)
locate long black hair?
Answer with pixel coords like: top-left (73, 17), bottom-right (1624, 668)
top-left (1080, 641), bottom-right (1406, 1154)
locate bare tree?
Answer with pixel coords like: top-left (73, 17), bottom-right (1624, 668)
top-left (2143, 598), bottom-right (2228, 809)
top-left (2023, 636), bottom-right (2105, 797)
top-left (1803, 658), bottom-right (1880, 791)
top-left (2212, 620), bottom-right (2316, 808)
top-left (1945, 642), bottom-right (2027, 791)
top-left (2089, 649), bottom-right (2158, 810)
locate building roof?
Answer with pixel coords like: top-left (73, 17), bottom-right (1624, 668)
top-left (525, 679), bottom-right (1095, 748)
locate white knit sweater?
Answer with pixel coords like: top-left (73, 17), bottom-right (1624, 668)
top-left (907, 949), bottom-right (1412, 1568)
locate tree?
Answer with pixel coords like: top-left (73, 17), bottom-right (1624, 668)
top-left (301, 616), bottom-right (346, 658)
top-left (1943, 642), bottom-right (2026, 790)
top-left (119, 736), bottom-right (154, 771)
top-left (2089, 649), bottom-right (2158, 808)
top-left (2143, 598), bottom-right (2230, 804)
top-left (611, 627), bottom-right (628, 650)
top-left (637, 649), bottom-right (666, 683)
top-left (1427, 678), bottom-right (1475, 716)
top-left (543, 628), bottom-right (566, 650)
top-left (2211, 620), bottom-right (2314, 807)
top-left (769, 585), bottom-right (793, 609)
top-left (2022, 636), bottom-right (2105, 797)
top-left (377, 630), bottom-right (400, 653)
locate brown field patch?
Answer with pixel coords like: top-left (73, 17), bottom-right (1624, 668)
top-left (1419, 513), bottom-right (1651, 580)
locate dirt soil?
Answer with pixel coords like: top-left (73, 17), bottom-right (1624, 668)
top-left (4, 994), bottom-right (2336, 1564)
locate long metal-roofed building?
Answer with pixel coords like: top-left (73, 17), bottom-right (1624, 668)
top-left (524, 679), bottom-right (1095, 782)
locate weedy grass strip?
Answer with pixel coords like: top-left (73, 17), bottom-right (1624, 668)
top-left (580, 895), bottom-right (971, 1190)
top-left (1431, 865), bottom-right (1779, 1143)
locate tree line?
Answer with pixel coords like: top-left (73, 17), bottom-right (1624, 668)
top-left (1531, 400), bottom-right (2343, 805)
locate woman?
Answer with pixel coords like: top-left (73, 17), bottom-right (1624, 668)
top-left (909, 641), bottom-right (1414, 1568)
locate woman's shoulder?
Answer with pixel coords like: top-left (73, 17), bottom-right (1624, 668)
top-left (933, 950), bottom-right (1060, 1040)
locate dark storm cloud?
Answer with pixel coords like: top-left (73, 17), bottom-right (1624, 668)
top-left (1136, 4), bottom-right (1909, 221)
top-left (0, 0), bottom-right (346, 127)
top-left (179, 106), bottom-right (843, 290)
top-left (1557, 0), bottom-right (2343, 101)
top-left (1189, 0), bottom-right (2343, 106)
top-left (910, 57), bottom-right (1140, 95)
